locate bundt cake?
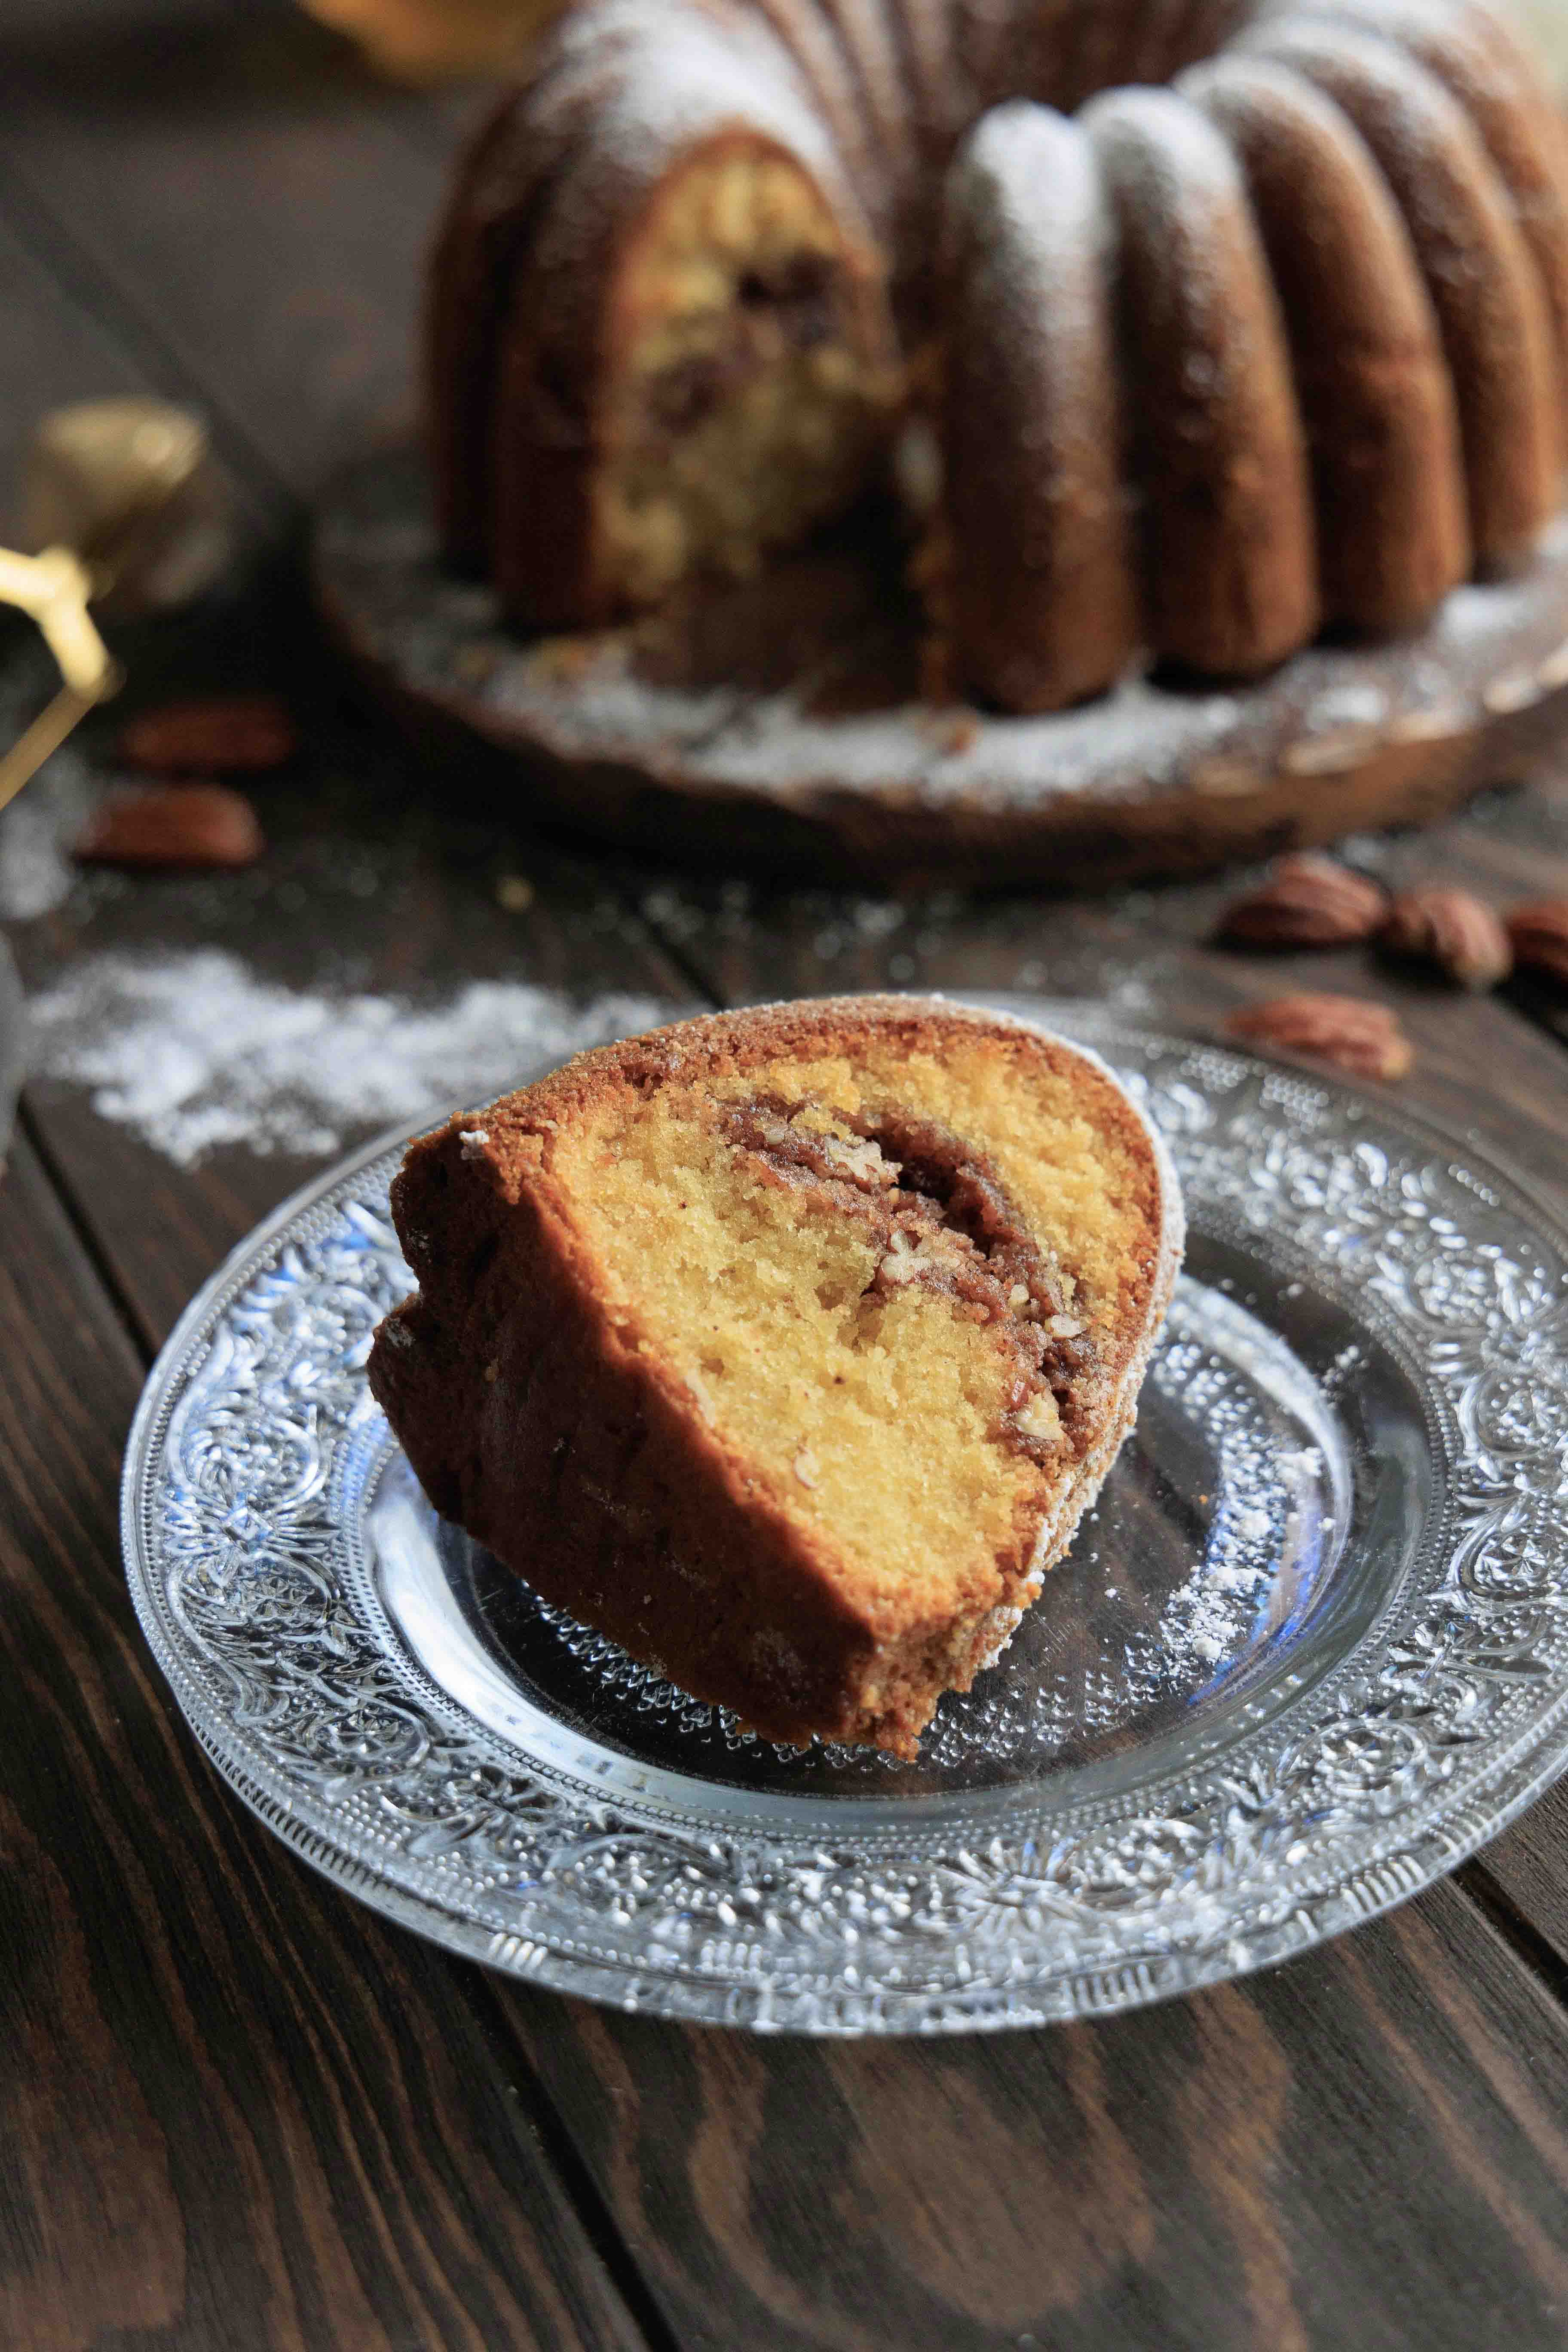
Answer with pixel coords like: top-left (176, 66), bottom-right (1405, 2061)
top-left (426, 0), bottom-right (1568, 714)
top-left (368, 999), bottom-right (1182, 1758)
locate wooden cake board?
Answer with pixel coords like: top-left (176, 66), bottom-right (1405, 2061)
top-left (315, 447), bottom-right (1568, 889)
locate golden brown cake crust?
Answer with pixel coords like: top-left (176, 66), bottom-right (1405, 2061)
top-left (1264, 0), bottom-right (1568, 434)
top-left (426, 6), bottom-right (665, 574)
top-left (1183, 51), bottom-right (1470, 633)
top-left (1244, 14), bottom-right (1562, 573)
top-left (938, 104), bottom-right (1140, 713)
top-left (368, 998), bottom-right (1180, 1758)
top-left (1084, 84), bottom-right (1321, 679)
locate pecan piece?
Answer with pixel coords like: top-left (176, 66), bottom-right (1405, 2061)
top-left (117, 693), bottom-right (296, 775)
top-left (74, 783), bottom-right (265, 869)
top-left (1507, 901), bottom-right (1568, 987)
top-left (1216, 853), bottom-right (1388, 949)
top-left (1225, 992), bottom-right (1413, 1082)
top-left (1382, 886), bottom-right (1513, 990)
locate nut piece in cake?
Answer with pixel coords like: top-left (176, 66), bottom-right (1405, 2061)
top-left (368, 998), bottom-right (1183, 1759)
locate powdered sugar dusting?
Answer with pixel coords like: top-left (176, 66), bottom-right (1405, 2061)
top-left (1151, 1338), bottom-right (1298, 1674)
top-left (26, 949), bottom-right (672, 1167)
top-left (531, 0), bottom-right (855, 279)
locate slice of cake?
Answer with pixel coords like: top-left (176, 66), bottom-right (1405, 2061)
top-left (368, 998), bottom-right (1183, 1757)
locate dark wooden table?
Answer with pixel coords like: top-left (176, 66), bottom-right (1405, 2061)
top-left (7, 7), bottom-right (1568, 2346)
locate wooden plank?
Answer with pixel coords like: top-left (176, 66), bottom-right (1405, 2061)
top-left (1469, 1800), bottom-right (1568, 1984)
top-left (0, 3), bottom-right (468, 502)
top-left (0, 132), bottom-right (285, 533)
top-left (0, 1133), bottom-right (655, 2352)
top-left (490, 1880), bottom-right (1568, 2352)
top-left (0, 209), bottom-right (150, 539)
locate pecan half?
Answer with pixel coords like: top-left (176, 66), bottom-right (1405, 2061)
top-left (117, 693), bottom-right (296, 775)
top-left (1382, 886), bottom-right (1513, 990)
top-left (1216, 854), bottom-right (1388, 949)
top-left (1225, 992), bottom-right (1413, 1082)
top-left (74, 783), bottom-right (265, 869)
top-left (1507, 901), bottom-right (1568, 987)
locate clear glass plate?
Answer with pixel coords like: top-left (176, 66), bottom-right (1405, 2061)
top-left (122, 1001), bottom-right (1568, 2033)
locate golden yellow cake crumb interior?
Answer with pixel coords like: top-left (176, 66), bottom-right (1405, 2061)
top-left (551, 1034), bottom-right (1146, 1620)
top-left (599, 141), bottom-right (901, 605)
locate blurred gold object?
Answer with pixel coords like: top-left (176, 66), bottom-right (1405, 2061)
top-left (1, 398), bottom-right (233, 815)
top-left (21, 398), bottom-right (233, 620)
top-left (0, 547), bottom-right (119, 817)
top-left (0, 548), bottom-right (111, 695)
top-left (301, 0), bottom-right (566, 78)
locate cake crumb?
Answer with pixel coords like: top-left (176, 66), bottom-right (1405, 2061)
top-left (793, 1448), bottom-right (821, 1489)
top-left (878, 1230), bottom-right (919, 1285)
top-left (1015, 1391), bottom-right (1062, 1444)
top-left (459, 1128), bottom-right (491, 1160)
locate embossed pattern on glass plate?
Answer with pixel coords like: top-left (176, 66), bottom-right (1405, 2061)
top-left (122, 1003), bottom-right (1568, 2033)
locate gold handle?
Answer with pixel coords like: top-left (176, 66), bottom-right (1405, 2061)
top-left (0, 543), bottom-right (122, 817)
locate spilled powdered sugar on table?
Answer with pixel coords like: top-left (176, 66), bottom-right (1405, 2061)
top-left (25, 947), bottom-right (673, 1164)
